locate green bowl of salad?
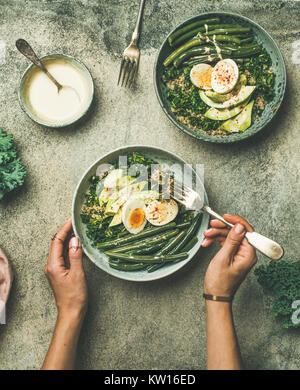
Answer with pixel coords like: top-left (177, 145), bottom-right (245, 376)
top-left (154, 11), bottom-right (286, 143)
top-left (72, 145), bottom-right (209, 282)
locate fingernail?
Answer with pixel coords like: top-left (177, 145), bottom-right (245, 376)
top-left (201, 239), bottom-right (208, 247)
top-left (205, 228), bottom-right (212, 234)
top-left (71, 236), bottom-right (80, 252)
top-left (235, 224), bottom-right (245, 234)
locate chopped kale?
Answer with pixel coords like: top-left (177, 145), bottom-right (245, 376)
top-left (255, 260), bottom-right (300, 329)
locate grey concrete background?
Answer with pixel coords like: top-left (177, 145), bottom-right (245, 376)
top-left (0, 0), bottom-right (299, 370)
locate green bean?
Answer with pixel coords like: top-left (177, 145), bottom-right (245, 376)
top-left (173, 24), bottom-right (239, 47)
top-left (128, 241), bottom-right (166, 255)
top-left (168, 17), bottom-right (220, 46)
top-left (182, 54), bottom-right (220, 67)
top-left (198, 27), bottom-right (251, 37)
top-left (240, 37), bottom-right (254, 45)
top-left (176, 221), bottom-right (192, 229)
top-left (163, 32), bottom-right (245, 67)
top-left (163, 37), bottom-right (204, 67)
top-left (237, 43), bottom-right (260, 51)
top-left (103, 229), bottom-right (180, 254)
top-left (169, 213), bottom-right (202, 254)
top-left (182, 236), bottom-right (199, 252)
top-left (109, 261), bottom-right (147, 271)
top-left (231, 46), bottom-right (262, 57)
top-left (234, 34), bottom-right (254, 39)
top-left (146, 230), bottom-right (186, 273)
top-left (97, 222), bottom-right (176, 249)
top-left (173, 47), bottom-right (232, 68)
top-left (233, 58), bottom-right (251, 64)
top-left (147, 264), bottom-right (162, 273)
top-left (157, 230), bottom-right (187, 256)
top-left (105, 251), bottom-right (189, 264)
top-left (217, 43), bottom-right (240, 51)
top-left (215, 42), bottom-right (258, 52)
top-left (147, 216), bottom-right (201, 273)
top-left (206, 35), bottom-right (241, 44)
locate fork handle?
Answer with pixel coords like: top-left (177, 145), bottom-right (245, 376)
top-left (244, 231), bottom-right (284, 260)
top-left (132, 0), bottom-right (146, 43)
top-left (202, 206), bottom-right (284, 260)
top-left (202, 206), bottom-right (234, 228)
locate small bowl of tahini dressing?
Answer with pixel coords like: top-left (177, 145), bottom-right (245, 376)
top-left (18, 54), bottom-right (94, 127)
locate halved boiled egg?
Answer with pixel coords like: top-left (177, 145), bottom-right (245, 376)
top-left (146, 199), bottom-right (178, 226)
top-left (121, 199), bottom-right (147, 234)
top-left (211, 59), bottom-right (239, 94)
top-left (190, 63), bottom-right (213, 90)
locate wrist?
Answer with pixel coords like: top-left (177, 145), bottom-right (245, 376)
top-left (204, 284), bottom-right (236, 298)
top-left (205, 299), bottom-right (232, 313)
top-left (57, 306), bottom-right (87, 325)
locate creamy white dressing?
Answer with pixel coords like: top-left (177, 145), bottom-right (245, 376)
top-left (200, 34), bottom-right (223, 60)
top-left (212, 35), bottom-right (223, 60)
top-left (26, 58), bottom-right (90, 124)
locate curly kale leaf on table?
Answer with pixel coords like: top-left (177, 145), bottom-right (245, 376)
top-left (0, 127), bottom-right (26, 200)
top-left (255, 260), bottom-right (300, 329)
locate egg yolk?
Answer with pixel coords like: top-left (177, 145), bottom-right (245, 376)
top-left (129, 208), bottom-right (145, 229)
top-left (191, 67), bottom-right (212, 88)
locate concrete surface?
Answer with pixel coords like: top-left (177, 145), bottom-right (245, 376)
top-left (0, 0), bottom-right (299, 370)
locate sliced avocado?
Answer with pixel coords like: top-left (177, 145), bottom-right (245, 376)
top-left (99, 188), bottom-right (110, 205)
top-left (121, 181), bottom-right (148, 197)
top-left (109, 208), bottom-right (122, 227)
top-left (103, 169), bottom-right (123, 188)
top-left (117, 175), bottom-right (135, 188)
top-left (199, 86), bottom-right (255, 109)
top-left (130, 190), bottom-right (159, 204)
top-left (220, 100), bottom-right (254, 133)
top-left (205, 90), bottom-right (230, 103)
top-left (105, 195), bottom-right (127, 215)
top-left (105, 181), bottom-right (148, 215)
top-left (239, 74), bottom-right (247, 86)
top-left (204, 98), bottom-right (250, 121)
top-left (100, 176), bottom-right (135, 205)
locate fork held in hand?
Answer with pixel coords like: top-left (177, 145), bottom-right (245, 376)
top-left (117, 0), bottom-right (145, 87)
top-left (169, 178), bottom-right (284, 261)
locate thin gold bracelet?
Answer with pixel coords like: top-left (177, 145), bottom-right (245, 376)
top-left (203, 293), bottom-right (233, 302)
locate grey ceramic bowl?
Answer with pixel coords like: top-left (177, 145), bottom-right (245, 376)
top-left (72, 145), bottom-right (209, 282)
top-left (18, 54), bottom-right (94, 128)
top-left (154, 12), bottom-right (286, 143)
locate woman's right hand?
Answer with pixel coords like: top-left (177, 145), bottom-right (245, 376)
top-left (202, 215), bottom-right (257, 297)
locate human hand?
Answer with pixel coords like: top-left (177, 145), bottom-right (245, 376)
top-left (44, 219), bottom-right (87, 318)
top-left (202, 215), bottom-right (257, 297)
top-left (0, 248), bottom-right (13, 319)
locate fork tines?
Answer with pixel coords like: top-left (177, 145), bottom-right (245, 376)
top-left (117, 57), bottom-right (137, 88)
top-left (169, 179), bottom-right (187, 202)
top-left (151, 169), bottom-right (186, 202)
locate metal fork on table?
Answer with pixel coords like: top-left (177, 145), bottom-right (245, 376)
top-left (169, 178), bottom-right (284, 261)
top-left (117, 0), bottom-right (145, 87)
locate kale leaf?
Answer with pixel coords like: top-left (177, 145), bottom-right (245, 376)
top-left (0, 128), bottom-right (26, 200)
top-left (255, 260), bottom-right (300, 329)
top-left (239, 50), bottom-right (275, 102)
